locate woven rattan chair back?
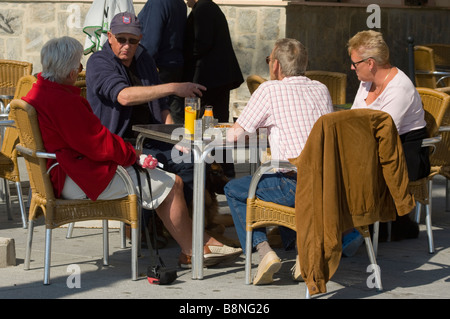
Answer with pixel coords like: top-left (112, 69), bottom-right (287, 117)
top-left (0, 59), bottom-right (33, 107)
top-left (0, 59), bottom-right (33, 88)
top-left (422, 89), bottom-right (450, 169)
top-left (424, 44), bottom-right (450, 70)
top-left (414, 46), bottom-right (450, 93)
top-left (246, 75), bottom-right (267, 95)
top-left (408, 88), bottom-right (450, 206)
top-left (0, 75), bottom-right (36, 228)
top-left (408, 88), bottom-right (450, 254)
top-left (305, 70), bottom-right (347, 105)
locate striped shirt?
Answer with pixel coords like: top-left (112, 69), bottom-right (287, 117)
top-left (237, 76), bottom-right (333, 160)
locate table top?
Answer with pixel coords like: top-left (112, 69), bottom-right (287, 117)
top-left (133, 123), bottom-right (264, 149)
top-left (133, 124), bottom-right (183, 145)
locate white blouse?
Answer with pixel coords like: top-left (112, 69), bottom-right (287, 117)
top-left (351, 68), bottom-right (426, 136)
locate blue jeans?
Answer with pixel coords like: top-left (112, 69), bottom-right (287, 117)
top-left (224, 172), bottom-right (297, 254)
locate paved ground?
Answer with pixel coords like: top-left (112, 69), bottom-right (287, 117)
top-left (0, 163), bottom-right (449, 307)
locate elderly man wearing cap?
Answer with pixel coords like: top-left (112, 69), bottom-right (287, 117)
top-left (86, 12), bottom-right (205, 137)
top-left (86, 12), bottom-right (203, 244)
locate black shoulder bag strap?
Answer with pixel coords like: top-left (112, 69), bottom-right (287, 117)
top-left (132, 163), bottom-right (177, 285)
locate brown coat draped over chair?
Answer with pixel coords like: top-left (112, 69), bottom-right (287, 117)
top-left (289, 109), bottom-right (415, 295)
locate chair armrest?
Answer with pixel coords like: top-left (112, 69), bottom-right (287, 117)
top-left (0, 120), bottom-right (15, 127)
top-left (421, 135), bottom-right (442, 155)
top-left (248, 160), bottom-right (296, 200)
top-left (439, 126), bottom-right (450, 132)
top-left (16, 144), bottom-right (59, 174)
top-left (16, 144), bottom-right (57, 159)
top-left (415, 70), bottom-right (450, 87)
top-left (16, 145), bottom-right (136, 197)
top-left (116, 165), bottom-right (137, 196)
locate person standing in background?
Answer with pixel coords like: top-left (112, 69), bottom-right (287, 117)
top-left (138, 0), bottom-right (187, 124)
top-left (183, 0), bottom-right (244, 123)
top-left (184, 0), bottom-right (244, 177)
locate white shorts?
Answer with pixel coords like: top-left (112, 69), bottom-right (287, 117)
top-left (61, 166), bottom-right (176, 210)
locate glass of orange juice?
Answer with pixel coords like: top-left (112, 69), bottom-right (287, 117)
top-left (184, 97), bottom-right (200, 135)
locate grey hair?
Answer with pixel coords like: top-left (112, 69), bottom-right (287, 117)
top-left (272, 38), bottom-right (308, 76)
top-left (40, 36), bottom-right (83, 83)
top-left (347, 30), bottom-right (390, 66)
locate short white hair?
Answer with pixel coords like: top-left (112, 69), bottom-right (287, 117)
top-left (41, 36), bottom-right (83, 83)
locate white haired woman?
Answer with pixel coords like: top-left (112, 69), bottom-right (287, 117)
top-left (23, 36), bottom-right (241, 268)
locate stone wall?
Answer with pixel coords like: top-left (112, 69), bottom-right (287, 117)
top-left (286, 4), bottom-right (450, 101)
top-left (1, 1), bottom-right (449, 109)
top-left (0, 1), bottom-right (286, 110)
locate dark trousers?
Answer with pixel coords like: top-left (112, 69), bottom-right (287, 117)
top-left (158, 66), bottom-right (184, 124)
top-left (400, 127), bottom-right (430, 181)
top-left (199, 85), bottom-right (231, 123)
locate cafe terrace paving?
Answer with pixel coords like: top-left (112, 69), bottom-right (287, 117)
top-left (0, 162), bottom-right (449, 300)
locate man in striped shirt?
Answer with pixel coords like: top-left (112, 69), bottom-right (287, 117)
top-left (224, 38), bottom-right (333, 285)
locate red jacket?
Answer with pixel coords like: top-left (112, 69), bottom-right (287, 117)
top-left (23, 73), bottom-right (137, 200)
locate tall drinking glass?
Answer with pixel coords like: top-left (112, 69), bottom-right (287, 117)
top-left (184, 97), bottom-right (200, 135)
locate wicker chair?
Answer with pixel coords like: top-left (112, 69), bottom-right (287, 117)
top-left (305, 70), bottom-right (347, 105)
top-left (410, 88), bottom-right (450, 254)
top-left (246, 161), bottom-right (380, 299)
top-left (429, 94), bottom-right (450, 212)
top-left (246, 75), bottom-right (267, 95)
top-left (0, 75), bottom-right (36, 228)
top-left (414, 46), bottom-right (450, 94)
top-left (10, 99), bottom-right (139, 285)
top-left (0, 59), bottom-right (33, 108)
top-left (424, 44), bottom-right (450, 86)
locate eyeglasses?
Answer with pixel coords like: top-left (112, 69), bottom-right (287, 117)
top-left (266, 56), bottom-right (272, 64)
top-left (115, 35), bottom-right (140, 45)
top-left (351, 57), bottom-right (370, 68)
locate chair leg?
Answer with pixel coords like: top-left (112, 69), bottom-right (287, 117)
top-left (120, 222), bottom-right (126, 249)
top-left (15, 181), bottom-right (27, 229)
top-left (245, 230), bottom-right (253, 285)
top-left (305, 287), bottom-right (311, 299)
top-left (131, 226), bottom-right (138, 280)
top-left (415, 202), bottom-right (422, 224)
top-left (66, 222), bottom-right (75, 239)
top-left (425, 179), bottom-right (435, 254)
top-left (446, 179), bottom-right (450, 212)
top-left (363, 235), bottom-right (383, 292)
top-left (4, 179), bottom-right (12, 221)
top-left (103, 220), bottom-right (109, 266)
top-left (24, 219), bottom-right (34, 270)
top-left (43, 228), bottom-right (52, 285)
top-left (372, 221), bottom-right (379, 257)
top-left (387, 221), bottom-right (392, 242)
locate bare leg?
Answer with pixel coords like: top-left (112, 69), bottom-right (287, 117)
top-left (155, 176), bottom-right (222, 255)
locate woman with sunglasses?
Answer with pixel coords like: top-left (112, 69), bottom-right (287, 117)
top-left (348, 30), bottom-right (428, 241)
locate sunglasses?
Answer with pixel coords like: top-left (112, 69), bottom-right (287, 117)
top-left (266, 56), bottom-right (272, 64)
top-left (115, 35), bottom-right (140, 45)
